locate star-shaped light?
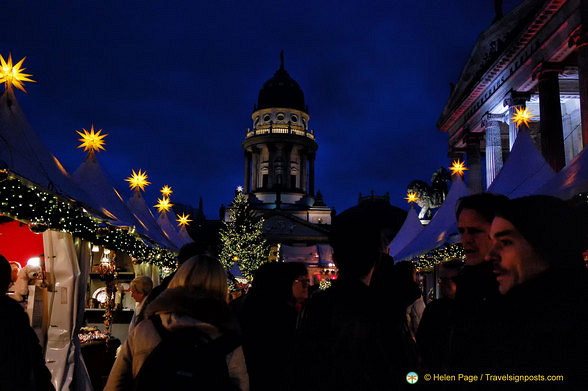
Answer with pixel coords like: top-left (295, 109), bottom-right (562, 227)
top-left (236, 186), bottom-right (243, 193)
top-left (177, 213), bottom-right (192, 227)
top-left (450, 159), bottom-right (468, 176)
top-left (0, 53), bottom-right (35, 93)
top-left (405, 192), bottom-right (419, 203)
top-left (125, 169), bottom-right (151, 192)
top-left (154, 197), bottom-right (173, 213)
top-left (510, 106), bottom-right (535, 128)
top-left (160, 185), bottom-right (173, 197)
top-left (76, 124), bottom-right (108, 153)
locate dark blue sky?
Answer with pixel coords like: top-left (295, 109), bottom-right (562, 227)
top-left (1, 1), bottom-right (520, 219)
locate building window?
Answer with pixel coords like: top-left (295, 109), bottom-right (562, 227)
top-left (264, 114), bottom-right (271, 122)
top-left (290, 175), bottom-right (297, 189)
top-left (277, 113), bottom-right (285, 121)
top-left (262, 174), bottom-right (269, 188)
top-left (291, 115), bottom-right (298, 123)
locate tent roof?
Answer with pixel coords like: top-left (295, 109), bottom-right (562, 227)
top-left (0, 88), bottom-right (91, 205)
top-left (487, 130), bottom-right (555, 198)
top-left (127, 190), bottom-right (178, 250)
top-left (73, 153), bottom-right (142, 228)
top-left (388, 206), bottom-right (424, 258)
top-left (535, 145), bottom-right (588, 199)
top-left (394, 178), bottom-right (469, 261)
top-left (157, 210), bottom-right (189, 249)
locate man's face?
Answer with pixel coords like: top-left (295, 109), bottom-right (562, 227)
top-left (485, 217), bottom-right (549, 294)
top-left (458, 209), bottom-right (492, 266)
top-left (292, 275), bottom-right (310, 302)
top-left (439, 267), bottom-right (459, 299)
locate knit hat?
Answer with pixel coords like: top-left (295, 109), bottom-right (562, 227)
top-left (495, 195), bottom-right (586, 270)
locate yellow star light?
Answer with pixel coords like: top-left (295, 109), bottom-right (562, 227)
top-left (154, 197), bottom-right (173, 213)
top-left (160, 185), bottom-right (173, 197)
top-left (125, 169), bottom-right (151, 192)
top-left (0, 53), bottom-right (35, 93)
top-left (510, 106), bottom-right (535, 128)
top-left (177, 213), bottom-right (192, 227)
top-left (76, 124), bottom-right (108, 153)
top-left (450, 159), bottom-right (468, 176)
top-left (405, 192), bottom-right (419, 203)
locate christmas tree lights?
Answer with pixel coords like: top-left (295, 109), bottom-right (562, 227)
top-left (219, 189), bottom-right (270, 281)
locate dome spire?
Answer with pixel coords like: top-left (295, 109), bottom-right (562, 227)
top-left (280, 50), bottom-right (284, 70)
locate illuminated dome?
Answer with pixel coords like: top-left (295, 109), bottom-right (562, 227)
top-left (256, 52), bottom-right (306, 113)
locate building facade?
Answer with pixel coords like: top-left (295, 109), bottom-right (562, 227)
top-left (438, 0), bottom-right (588, 192)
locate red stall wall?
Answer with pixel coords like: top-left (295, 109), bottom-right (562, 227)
top-left (0, 220), bottom-right (44, 267)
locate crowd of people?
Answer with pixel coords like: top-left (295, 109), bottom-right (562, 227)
top-left (0, 193), bottom-right (586, 390)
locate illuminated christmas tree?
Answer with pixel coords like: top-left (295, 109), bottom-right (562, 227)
top-left (219, 188), bottom-right (269, 281)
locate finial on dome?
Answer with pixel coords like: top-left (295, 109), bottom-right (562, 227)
top-left (280, 50), bottom-right (284, 70)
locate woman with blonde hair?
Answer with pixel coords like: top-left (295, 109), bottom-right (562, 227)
top-left (105, 255), bottom-right (249, 390)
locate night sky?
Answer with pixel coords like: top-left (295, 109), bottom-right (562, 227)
top-left (1, 1), bottom-right (521, 220)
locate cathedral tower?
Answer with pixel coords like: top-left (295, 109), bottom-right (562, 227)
top-left (242, 52), bottom-right (323, 216)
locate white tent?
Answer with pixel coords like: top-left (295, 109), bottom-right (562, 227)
top-left (0, 88), bottom-right (95, 390)
top-left (127, 190), bottom-right (178, 251)
top-left (178, 225), bottom-right (193, 244)
top-left (0, 88), bottom-right (90, 204)
top-left (534, 145), bottom-right (588, 200)
top-left (388, 206), bottom-right (424, 258)
top-left (487, 130), bottom-right (555, 197)
top-left (73, 154), bottom-right (142, 228)
top-left (394, 178), bottom-right (469, 261)
top-left (157, 210), bottom-right (189, 249)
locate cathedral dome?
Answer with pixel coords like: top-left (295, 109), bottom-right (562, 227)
top-left (256, 52), bottom-right (306, 113)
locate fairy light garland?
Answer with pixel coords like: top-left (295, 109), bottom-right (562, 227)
top-left (0, 173), bottom-right (177, 267)
top-left (411, 242), bottom-right (465, 272)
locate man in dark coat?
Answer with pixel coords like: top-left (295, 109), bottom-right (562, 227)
top-left (0, 255), bottom-right (55, 391)
top-left (449, 193), bottom-right (507, 372)
top-left (484, 195), bottom-right (588, 388)
top-left (293, 214), bottom-right (417, 391)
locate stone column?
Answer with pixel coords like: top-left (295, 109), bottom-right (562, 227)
top-left (503, 91), bottom-right (531, 150)
top-left (251, 150), bottom-right (259, 191)
top-left (535, 63), bottom-right (565, 172)
top-left (300, 154), bottom-right (308, 193)
top-left (244, 151), bottom-right (251, 193)
top-left (482, 113), bottom-right (504, 187)
top-left (465, 131), bottom-right (483, 194)
top-left (308, 153), bottom-right (316, 197)
top-left (570, 5), bottom-right (588, 147)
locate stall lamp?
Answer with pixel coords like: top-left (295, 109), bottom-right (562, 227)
top-left (91, 245), bottom-right (100, 253)
top-left (103, 248), bottom-right (111, 255)
top-left (101, 257), bottom-right (110, 265)
top-left (27, 257), bottom-right (41, 267)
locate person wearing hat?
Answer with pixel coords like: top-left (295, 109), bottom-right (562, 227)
top-left (485, 195), bottom-right (588, 388)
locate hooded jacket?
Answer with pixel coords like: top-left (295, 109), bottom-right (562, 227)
top-left (104, 288), bottom-right (249, 391)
